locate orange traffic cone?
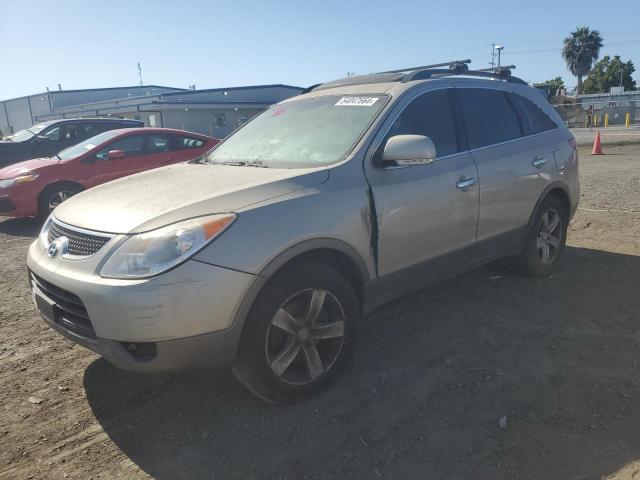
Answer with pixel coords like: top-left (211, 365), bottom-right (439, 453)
top-left (591, 131), bottom-right (603, 155)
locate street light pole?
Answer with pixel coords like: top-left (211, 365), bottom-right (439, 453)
top-left (495, 45), bottom-right (504, 68)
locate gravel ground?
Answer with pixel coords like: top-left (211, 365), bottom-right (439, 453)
top-left (1, 144), bottom-right (639, 480)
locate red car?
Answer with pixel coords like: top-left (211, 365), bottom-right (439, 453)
top-left (0, 128), bottom-right (218, 218)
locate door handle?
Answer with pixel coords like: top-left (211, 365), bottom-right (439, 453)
top-left (456, 178), bottom-right (477, 190)
top-left (532, 157), bottom-right (547, 167)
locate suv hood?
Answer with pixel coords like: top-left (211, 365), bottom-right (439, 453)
top-left (53, 163), bottom-right (329, 234)
top-left (0, 140), bottom-right (23, 147)
top-left (0, 157), bottom-right (58, 179)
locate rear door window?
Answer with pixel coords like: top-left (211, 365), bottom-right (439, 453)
top-left (457, 88), bottom-right (522, 149)
top-left (79, 122), bottom-right (113, 140)
top-left (147, 135), bottom-right (171, 153)
top-left (60, 124), bottom-right (79, 143)
top-left (384, 88), bottom-right (460, 158)
top-left (507, 93), bottom-right (557, 136)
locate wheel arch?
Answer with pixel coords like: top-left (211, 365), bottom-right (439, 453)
top-left (525, 182), bottom-right (572, 237)
top-left (228, 239), bottom-right (373, 362)
top-left (37, 180), bottom-right (85, 212)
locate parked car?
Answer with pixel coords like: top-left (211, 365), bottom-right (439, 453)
top-left (27, 63), bottom-right (579, 403)
top-left (0, 118), bottom-right (144, 167)
top-left (0, 128), bottom-right (217, 218)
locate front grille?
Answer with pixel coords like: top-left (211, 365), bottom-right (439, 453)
top-left (30, 272), bottom-right (96, 339)
top-left (47, 220), bottom-right (111, 257)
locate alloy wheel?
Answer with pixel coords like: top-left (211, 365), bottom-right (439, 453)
top-left (265, 288), bottom-right (346, 386)
top-left (536, 208), bottom-right (563, 265)
top-left (48, 191), bottom-right (76, 212)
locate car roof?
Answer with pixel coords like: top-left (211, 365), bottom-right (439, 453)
top-left (35, 118), bottom-right (142, 127)
top-left (291, 62), bottom-right (530, 99)
top-left (106, 127), bottom-right (215, 139)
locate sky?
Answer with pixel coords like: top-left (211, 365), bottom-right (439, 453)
top-left (1, 0), bottom-right (639, 100)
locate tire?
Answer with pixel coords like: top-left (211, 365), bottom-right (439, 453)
top-left (513, 195), bottom-right (568, 277)
top-left (232, 261), bottom-right (359, 404)
top-left (38, 183), bottom-right (83, 219)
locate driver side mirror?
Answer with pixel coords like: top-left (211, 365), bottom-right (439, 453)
top-left (382, 135), bottom-right (437, 166)
top-left (106, 149), bottom-right (125, 160)
top-left (36, 135), bottom-right (51, 142)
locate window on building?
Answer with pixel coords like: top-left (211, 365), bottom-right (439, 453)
top-left (214, 114), bottom-right (227, 128)
top-left (237, 115), bottom-right (249, 128)
top-left (458, 89), bottom-right (522, 149)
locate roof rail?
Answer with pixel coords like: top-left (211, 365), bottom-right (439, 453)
top-left (299, 60), bottom-right (526, 93)
top-left (476, 65), bottom-right (516, 72)
top-left (381, 59), bottom-right (471, 74)
top-left (404, 64), bottom-right (527, 85)
top-left (298, 83), bottom-right (322, 95)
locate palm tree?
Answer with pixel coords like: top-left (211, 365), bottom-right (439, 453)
top-left (562, 26), bottom-right (603, 94)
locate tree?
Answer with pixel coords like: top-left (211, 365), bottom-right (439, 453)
top-left (562, 26), bottom-right (603, 94)
top-left (582, 56), bottom-right (636, 94)
top-left (533, 77), bottom-right (566, 99)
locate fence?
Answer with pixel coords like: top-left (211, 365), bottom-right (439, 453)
top-left (553, 99), bottom-right (640, 128)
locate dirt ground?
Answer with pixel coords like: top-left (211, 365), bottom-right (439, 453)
top-left (1, 144), bottom-right (640, 480)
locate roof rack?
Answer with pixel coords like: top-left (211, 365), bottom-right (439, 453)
top-left (301, 59), bottom-right (527, 93)
top-left (381, 59), bottom-right (471, 74)
top-left (299, 83), bottom-right (322, 95)
top-left (405, 64), bottom-right (526, 85)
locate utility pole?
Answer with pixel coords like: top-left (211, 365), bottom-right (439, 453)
top-left (620, 67), bottom-right (624, 91)
top-left (347, 72), bottom-right (355, 78)
top-left (490, 43), bottom-right (496, 68)
top-left (137, 62), bottom-right (143, 86)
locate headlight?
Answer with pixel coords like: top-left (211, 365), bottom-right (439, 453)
top-left (100, 214), bottom-right (236, 279)
top-left (39, 215), bottom-right (53, 249)
top-left (0, 173), bottom-right (39, 188)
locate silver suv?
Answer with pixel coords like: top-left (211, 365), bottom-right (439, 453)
top-left (27, 62), bottom-right (579, 403)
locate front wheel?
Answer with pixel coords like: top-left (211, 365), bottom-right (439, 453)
top-left (513, 196), bottom-right (568, 276)
top-left (38, 183), bottom-right (83, 218)
top-left (232, 262), bottom-right (359, 404)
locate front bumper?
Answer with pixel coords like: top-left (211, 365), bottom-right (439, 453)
top-left (0, 183), bottom-right (40, 217)
top-left (27, 239), bottom-right (256, 372)
top-left (37, 304), bottom-right (243, 372)
top-left (0, 195), bottom-right (16, 213)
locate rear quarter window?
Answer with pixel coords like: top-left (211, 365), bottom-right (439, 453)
top-left (507, 93), bottom-right (558, 136)
top-left (172, 135), bottom-right (205, 149)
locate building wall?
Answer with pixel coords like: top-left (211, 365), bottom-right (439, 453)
top-left (2, 97), bottom-right (33, 135)
top-left (160, 108), bottom-right (263, 138)
top-left (48, 86), bottom-right (182, 109)
top-left (0, 85), bottom-right (302, 138)
top-left (163, 85), bottom-right (301, 104)
top-left (0, 86), bottom-right (183, 134)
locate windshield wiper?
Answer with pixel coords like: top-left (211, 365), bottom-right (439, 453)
top-left (209, 160), bottom-right (269, 168)
top-left (189, 155), bottom-right (208, 164)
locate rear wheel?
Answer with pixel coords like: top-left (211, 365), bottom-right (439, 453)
top-left (514, 196), bottom-right (568, 276)
top-left (38, 183), bottom-right (83, 218)
top-left (232, 261), bottom-right (358, 404)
